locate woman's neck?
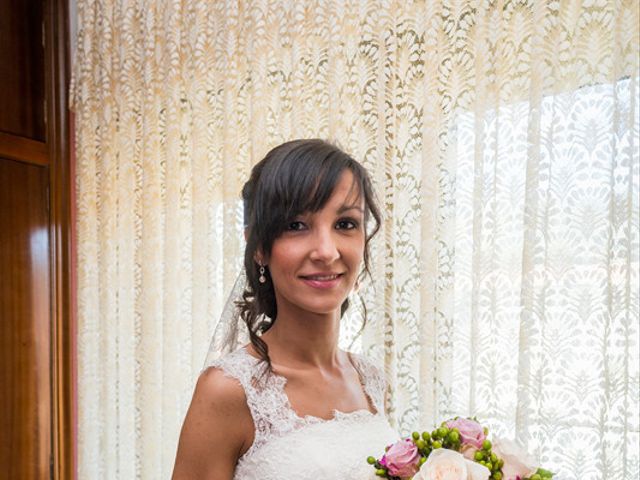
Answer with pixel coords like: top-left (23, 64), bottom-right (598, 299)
top-left (260, 308), bottom-right (344, 370)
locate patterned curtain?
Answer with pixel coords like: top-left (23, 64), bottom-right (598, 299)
top-left (72, 1), bottom-right (639, 478)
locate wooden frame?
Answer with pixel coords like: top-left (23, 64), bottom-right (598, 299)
top-left (0, 132), bottom-right (48, 166)
top-left (44, 0), bottom-right (74, 478)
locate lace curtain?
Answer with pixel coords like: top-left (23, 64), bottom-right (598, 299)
top-left (72, 1), bottom-right (639, 478)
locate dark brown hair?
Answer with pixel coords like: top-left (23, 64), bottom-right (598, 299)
top-left (238, 139), bottom-right (381, 374)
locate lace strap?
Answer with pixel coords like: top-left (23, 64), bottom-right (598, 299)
top-left (349, 353), bottom-right (386, 414)
top-left (207, 348), bottom-right (299, 453)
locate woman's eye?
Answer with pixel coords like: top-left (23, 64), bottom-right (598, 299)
top-left (336, 219), bottom-right (358, 230)
top-left (286, 221), bottom-right (306, 231)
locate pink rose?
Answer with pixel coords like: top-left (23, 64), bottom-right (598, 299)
top-left (380, 439), bottom-right (421, 478)
top-left (460, 444), bottom-right (477, 460)
top-left (446, 418), bottom-right (486, 449)
top-left (492, 437), bottom-right (538, 480)
top-left (413, 448), bottom-right (491, 480)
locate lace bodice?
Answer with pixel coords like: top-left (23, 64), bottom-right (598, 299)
top-left (208, 348), bottom-right (399, 479)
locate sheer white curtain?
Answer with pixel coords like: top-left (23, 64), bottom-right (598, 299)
top-left (446, 79), bottom-right (639, 478)
top-left (72, 1), bottom-right (639, 478)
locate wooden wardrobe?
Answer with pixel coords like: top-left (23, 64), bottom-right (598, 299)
top-left (0, 0), bottom-right (73, 478)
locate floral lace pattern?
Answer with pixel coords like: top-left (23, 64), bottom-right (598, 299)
top-left (208, 348), bottom-right (397, 479)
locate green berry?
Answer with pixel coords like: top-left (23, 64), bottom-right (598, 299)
top-left (438, 427), bottom-right (449, 438)
top-left (432, 441), bottom-right (442, 449)
top-left (494, 473), bottom-right (502, 480)
top-left (412, 431), bottom-right (420, 440)
top-left (482, 439), bottom-right (492, 450)
top-left (448, 431), bottom-right (460, 443)
top-left (367, 456), bottom-right (376, 465)
top-left (474, 451), bottom-right (484, 461)
top-left (422, 431), bottom-right (431, 441)
top-left (530, 475), bottom-right (541, 480)
top-left (375, 468), bottom-right (387, 476)
top-left (416, 439), bottom-right (426, 450)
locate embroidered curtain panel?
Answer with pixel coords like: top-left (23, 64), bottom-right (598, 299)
top-left (72, 1), bottom-right (639, 478)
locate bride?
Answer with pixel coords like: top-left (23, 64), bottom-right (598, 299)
top-left (172, 139), bottom-right (398, 479)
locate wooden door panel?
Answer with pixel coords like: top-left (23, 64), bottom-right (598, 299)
top-left (0, 0), bottom-right (72, 477)
top-left (0, 0), bottom-right (45, 141)
top-left (0, 157), bottom-right (51, 480)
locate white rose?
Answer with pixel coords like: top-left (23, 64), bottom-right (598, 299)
top-left (466, 458), bottom-right (492, 480)
top-left (413, 448), bottom-right (491, 480)
top-left (492, 437), bottom-right (538, 480)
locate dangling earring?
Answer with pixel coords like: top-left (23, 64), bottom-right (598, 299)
top-left (258, 264), bottom-right (267, 284)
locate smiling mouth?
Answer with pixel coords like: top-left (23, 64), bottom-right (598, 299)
top-left (300, 273), bottom-right (343, 281)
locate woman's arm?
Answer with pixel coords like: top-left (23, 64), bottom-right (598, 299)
top-left (172, 367), bottom-right (254, 480)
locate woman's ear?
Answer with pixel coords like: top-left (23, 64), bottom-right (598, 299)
top-left (253, 248), bottom-right (267, 266)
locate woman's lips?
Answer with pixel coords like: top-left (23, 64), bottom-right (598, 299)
top-left (299, 273), bottom-right (344, 289)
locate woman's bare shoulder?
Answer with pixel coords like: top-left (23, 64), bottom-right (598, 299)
top-left (172, 367), bottom-right (254, 480)
top-left (196, 365), bottom-right (248, 404)
top-left (188, 366), bottom-right (255, 437)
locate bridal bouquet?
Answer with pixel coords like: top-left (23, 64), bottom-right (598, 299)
top-left (367, 418), bottom-right (553, 480)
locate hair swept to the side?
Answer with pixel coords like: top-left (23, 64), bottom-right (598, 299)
top-left (237, 139), bottom-right (381, 376)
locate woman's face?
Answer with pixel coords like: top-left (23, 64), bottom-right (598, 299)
top-left (265, 169), bottom-right (365, 318)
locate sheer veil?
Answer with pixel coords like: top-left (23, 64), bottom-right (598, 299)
top-left (202, 271), bottom-right (251, 368)
top-left (203, 269), bottom-right (367, 368)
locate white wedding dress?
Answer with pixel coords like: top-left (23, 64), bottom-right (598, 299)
top-left (207, 347), bottom-right (399, 479)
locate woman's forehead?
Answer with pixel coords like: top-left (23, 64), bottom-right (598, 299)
top-left (331, 170), bottom-right (361, 199)
top-left (307, 170), bottom-right (364, 211)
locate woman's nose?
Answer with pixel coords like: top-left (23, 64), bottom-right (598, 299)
top-left (309, 229), bottom-right (340, 263)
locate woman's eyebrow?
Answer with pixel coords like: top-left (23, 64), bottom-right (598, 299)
top-left (337, 205), bottom-right (364, 214)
